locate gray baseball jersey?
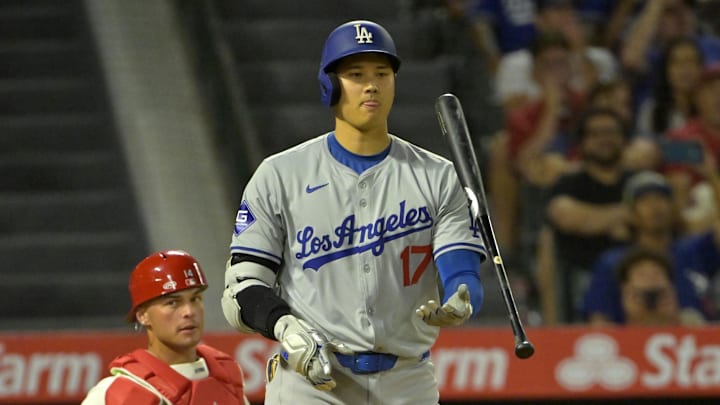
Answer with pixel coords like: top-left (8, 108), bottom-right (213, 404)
top-left (230, 133), bottom-right (485, 357)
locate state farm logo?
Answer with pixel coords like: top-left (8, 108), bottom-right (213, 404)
top-left (434, 347), bottom-right (508, 390)
top-left (556, 334), bottom-right (637, 390)
top-left (556, 332), bottom-right (720, 391)
top-left (0, 343), bottom-right (101, 397)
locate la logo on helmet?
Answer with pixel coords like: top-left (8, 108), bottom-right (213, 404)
top-left (354, 24), bottom-right (373, 44)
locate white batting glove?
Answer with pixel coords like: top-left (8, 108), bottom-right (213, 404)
top-left (274, 315), bottom-right (350, 390)
top-left (416, 284), bottom-right (473, 327)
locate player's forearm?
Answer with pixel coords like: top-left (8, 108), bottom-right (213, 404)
top-left (436, 250), bottom-right (484, 316)
top-left (223, 256), bottom-right (291, 339)
top-left (234, 285), bottom-right (292, 340)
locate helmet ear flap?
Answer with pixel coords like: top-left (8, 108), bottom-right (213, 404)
top-left (319, 71), bottom-right (341, 107)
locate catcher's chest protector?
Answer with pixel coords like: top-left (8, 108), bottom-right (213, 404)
top-left (106, 345), bottom-right (245, 404)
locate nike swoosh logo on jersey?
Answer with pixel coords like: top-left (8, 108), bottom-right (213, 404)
top-left (306, 183), bottom-right (329, 193)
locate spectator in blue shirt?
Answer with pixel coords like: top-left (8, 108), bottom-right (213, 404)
top-left (581, 171), bottom-right (713, 325)
top-left (615, 247), bottom-right (683, 326)
top-left (621, 0), bottom-right (720, 110)
top-left (471, 0), bottom-right (537, 57)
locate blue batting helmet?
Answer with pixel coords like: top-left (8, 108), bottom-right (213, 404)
top-left (318, 20), bottom-right (401, 106)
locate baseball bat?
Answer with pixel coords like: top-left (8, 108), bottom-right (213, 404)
top-left (435, 93), bottom-right (535, 359)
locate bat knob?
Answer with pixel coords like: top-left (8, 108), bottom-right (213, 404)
top-left (514, 340), bottom-right (535, 359)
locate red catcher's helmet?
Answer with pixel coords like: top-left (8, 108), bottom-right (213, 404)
top-left (125, 250), bottom-right (208, 322)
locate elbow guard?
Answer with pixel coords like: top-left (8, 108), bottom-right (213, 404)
top-left (221, 259), bottom-right (291, 339)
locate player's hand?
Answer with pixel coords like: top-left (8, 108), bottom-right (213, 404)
top-left (416, 284), bottom-right (473, 327)
top-left (274, 315), bottom-right (349, 390)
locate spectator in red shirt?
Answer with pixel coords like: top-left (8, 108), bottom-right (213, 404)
top-left (488, 31), bottom-right (585, 265)
top-left (506, 30), bottom-right (587, 187)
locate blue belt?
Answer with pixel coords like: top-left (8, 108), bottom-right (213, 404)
top-left (334, 351), bottom-right (430, 374)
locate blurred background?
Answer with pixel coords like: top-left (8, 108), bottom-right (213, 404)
top-left (2, 0), bottom-right (720, 403)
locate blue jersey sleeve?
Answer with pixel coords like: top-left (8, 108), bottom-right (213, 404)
top-left (436, 249), bottom-right (484, 316)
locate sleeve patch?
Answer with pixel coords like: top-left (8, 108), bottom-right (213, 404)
top-left (234, 200), bottom-right (256, 235)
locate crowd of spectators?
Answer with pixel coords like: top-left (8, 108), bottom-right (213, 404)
top-left (412, 0), bottom-right (720, 326)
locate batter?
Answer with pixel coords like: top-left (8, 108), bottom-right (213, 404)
top-left (222, 20), bottom-right (486, 404)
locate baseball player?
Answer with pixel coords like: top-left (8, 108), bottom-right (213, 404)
top-left (83, 250), bottom-right (250, 405)
top-left (221, 20), bottom-right (486, 404)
